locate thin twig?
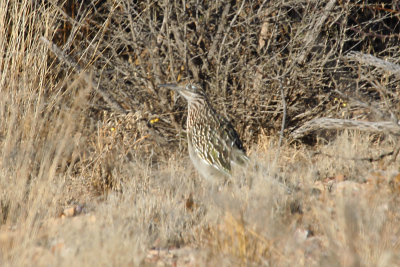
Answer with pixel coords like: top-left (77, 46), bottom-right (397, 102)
top-left (273, 76), bottom-right (288, 167)
top-left (312, 150), bottom-right (394, 162)
top-left (278, 79), bottom-right (287, 149)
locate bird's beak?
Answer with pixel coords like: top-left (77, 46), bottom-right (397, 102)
top-left (158, 83), bottom-right (180, 90)
top-left (159, 83), bottom-right (182, 103)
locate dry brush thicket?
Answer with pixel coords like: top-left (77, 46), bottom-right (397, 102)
top-left (1, 0), bottom-right (400, 266)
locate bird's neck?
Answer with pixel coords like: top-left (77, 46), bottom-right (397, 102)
top-left (188, 97), bottom-right (207, 110)
top-left (187, 98), bottom-right (210, 128)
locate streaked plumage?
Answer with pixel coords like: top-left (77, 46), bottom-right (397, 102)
top-left (159, 81), bottom-right (248, 182)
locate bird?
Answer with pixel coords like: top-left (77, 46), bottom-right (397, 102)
top-left (159, 81), bottom-right (248, 183)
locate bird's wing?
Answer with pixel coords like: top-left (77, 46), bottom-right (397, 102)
top-left (190, 121), bottom-right (232, 175)
top-left (217, 118), bottom-right (249, 166)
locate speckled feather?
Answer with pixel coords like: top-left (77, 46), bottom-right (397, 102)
top-left (159, 81), bottom-right (248, 180)
top-left (188, 99), bottom-right (246, 175)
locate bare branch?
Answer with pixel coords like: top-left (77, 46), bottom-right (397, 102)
top-left (40, 37), bottom-right (127, 114)
top-left (297, 0), bottom-right (336, 64)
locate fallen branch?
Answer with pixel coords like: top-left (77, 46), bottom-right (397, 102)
top-left (291, 117), bottom-right (400, 139)
top-left (345, 51), bottom-right (400, 76)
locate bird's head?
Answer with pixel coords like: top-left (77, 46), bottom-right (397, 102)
top-left (159, 81), bottom-right (207, 103)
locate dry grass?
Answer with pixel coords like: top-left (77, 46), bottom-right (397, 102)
top-left (1, 0), bottom-right (400, 266)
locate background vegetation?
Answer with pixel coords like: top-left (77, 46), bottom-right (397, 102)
top-left (0, 0), bottom-right (399, 266)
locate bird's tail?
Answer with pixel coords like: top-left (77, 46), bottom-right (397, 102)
top-left (231, 149), bottom-right (249, 167)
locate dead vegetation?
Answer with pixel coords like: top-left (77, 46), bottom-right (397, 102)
top-left (1, 0), bottom-right (400, 266)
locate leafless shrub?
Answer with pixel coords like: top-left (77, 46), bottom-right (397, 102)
top-left (44, 0), bottom-right (398, 148)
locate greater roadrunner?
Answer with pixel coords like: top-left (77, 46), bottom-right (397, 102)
top-left (159, 81), bottom-right (248, 182)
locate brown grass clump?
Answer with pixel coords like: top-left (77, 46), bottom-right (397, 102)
top-left (1, 0), bottom-right (400, 266)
